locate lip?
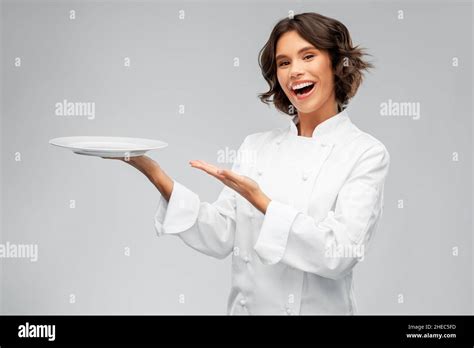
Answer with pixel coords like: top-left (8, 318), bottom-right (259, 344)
top-left (289, 80), bottom-right (315, 89)
top-left (291, 82), bottom-right (317, 101)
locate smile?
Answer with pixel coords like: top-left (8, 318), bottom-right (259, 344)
top-left (291, 82), bottom-right (317, 101)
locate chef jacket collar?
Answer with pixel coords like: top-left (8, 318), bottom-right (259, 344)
top-left (289, 108), bottom-right (349, 143)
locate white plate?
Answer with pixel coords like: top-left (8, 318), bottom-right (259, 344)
top-left (49, 136), bottom-right (168, 157)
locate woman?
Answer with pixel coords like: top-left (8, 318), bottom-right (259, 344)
top-left (105, 12), bottom-right (390, 315)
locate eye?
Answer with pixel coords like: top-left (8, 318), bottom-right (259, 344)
top-left (277, 54), bottom-right (315, 67)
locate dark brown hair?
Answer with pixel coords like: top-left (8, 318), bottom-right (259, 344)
top-left (257, 12), bottom-right (374, 115)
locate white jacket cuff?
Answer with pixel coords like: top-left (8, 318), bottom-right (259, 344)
top-left (253, 200), bottom-right (300, 265)
top-left (154, 180), bottom-right (200, 236)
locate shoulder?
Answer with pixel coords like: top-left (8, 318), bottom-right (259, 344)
top-left (343, 122), bottom-right (390, 161)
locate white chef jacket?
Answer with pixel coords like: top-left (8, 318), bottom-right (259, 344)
top-left (154, 108), bottom-right (390, 315)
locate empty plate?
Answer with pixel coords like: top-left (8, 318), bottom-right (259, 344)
top-left (49, 136), bottom-right (168, 157)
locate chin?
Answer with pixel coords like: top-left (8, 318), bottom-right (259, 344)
top-left (296, 101), bottom-right (321, 113)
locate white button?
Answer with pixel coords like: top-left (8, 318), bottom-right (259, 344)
top-left (244, 256), bottom-right (250, 263)
top-left (240, 298), bottom-right (247, 306)
top-left (302, 173), bottom-right (308, 181)
top-left (276, 139), bottom-right (282, 145)
top-left (286, 308), bottom-right (292, 314)
top-left (257, 169), bottom-right (263, 176)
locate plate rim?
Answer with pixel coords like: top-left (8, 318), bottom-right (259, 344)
top-left (49, 136), bottom-right (168, 152)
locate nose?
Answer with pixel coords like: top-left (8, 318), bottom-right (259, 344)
top-left (289, 60), bottom-right (305, 79)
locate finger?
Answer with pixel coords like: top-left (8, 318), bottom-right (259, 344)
top-left (189, 160), bottom-right (223, 177)
top-left (190, 161), bottom-right (244, 194)
top-left (189, 160), bottom-right (213, 173)
top-left (218, 168), bottom-right (243, 185)
top-left (189, 161), bottom-right (245, 193)
top-left (192, 160), bottom-right (222, 173)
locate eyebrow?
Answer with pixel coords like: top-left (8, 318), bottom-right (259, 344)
top-left (275, 46), bottom-right (317, 61)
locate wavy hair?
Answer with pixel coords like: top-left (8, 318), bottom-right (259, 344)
top-left (258, 12), bottom-right (374, 115)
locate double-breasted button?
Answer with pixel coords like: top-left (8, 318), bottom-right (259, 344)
top-left (240, 298), bottom-right (247, 306)
top-left (257, 169), bottom-right (263, 176)
top-left (302, 173), bottom-right (309, 181)
top-left (286, 307), bottom-right (292, 315)
top-left (243, 256), bottom-right (250, 263)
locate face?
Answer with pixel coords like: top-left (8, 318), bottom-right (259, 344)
top-left (275, 30), bottom-right (337, 116)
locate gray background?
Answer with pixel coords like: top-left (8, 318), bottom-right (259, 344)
top-left (1, 0), bottom-right (472, 314)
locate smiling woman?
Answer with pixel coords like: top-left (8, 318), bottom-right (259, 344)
top-left (103, 12), bottom-right (390, 316)
top-left (258, 12), bottom-right (374, 119)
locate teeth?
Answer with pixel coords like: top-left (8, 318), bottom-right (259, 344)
top-left (292, 82), bottom-right (315, 90)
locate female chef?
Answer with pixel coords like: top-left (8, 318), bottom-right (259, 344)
top-left (104, 12), bottom-right (390, 315)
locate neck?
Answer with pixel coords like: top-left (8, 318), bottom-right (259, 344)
top-left (297, 101), bottom-right (339, 137)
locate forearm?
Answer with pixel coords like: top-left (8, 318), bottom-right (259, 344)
top-left (128, 156), bottom-right (174, 202)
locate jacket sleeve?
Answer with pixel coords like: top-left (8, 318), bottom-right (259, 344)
top-left (153, 136), bottom-right (249, 259)
top-left (253, 143), bottom-right (390, 280)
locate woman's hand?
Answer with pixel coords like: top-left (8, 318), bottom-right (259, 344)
top-left (102, 155), bottom-right (151, 166)
top-left (102, 155), bottom-right (174, 202)
top-left (101, 156), bottom-right (131, 162)
top-left (189, 160), bottom-right (271, 214)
